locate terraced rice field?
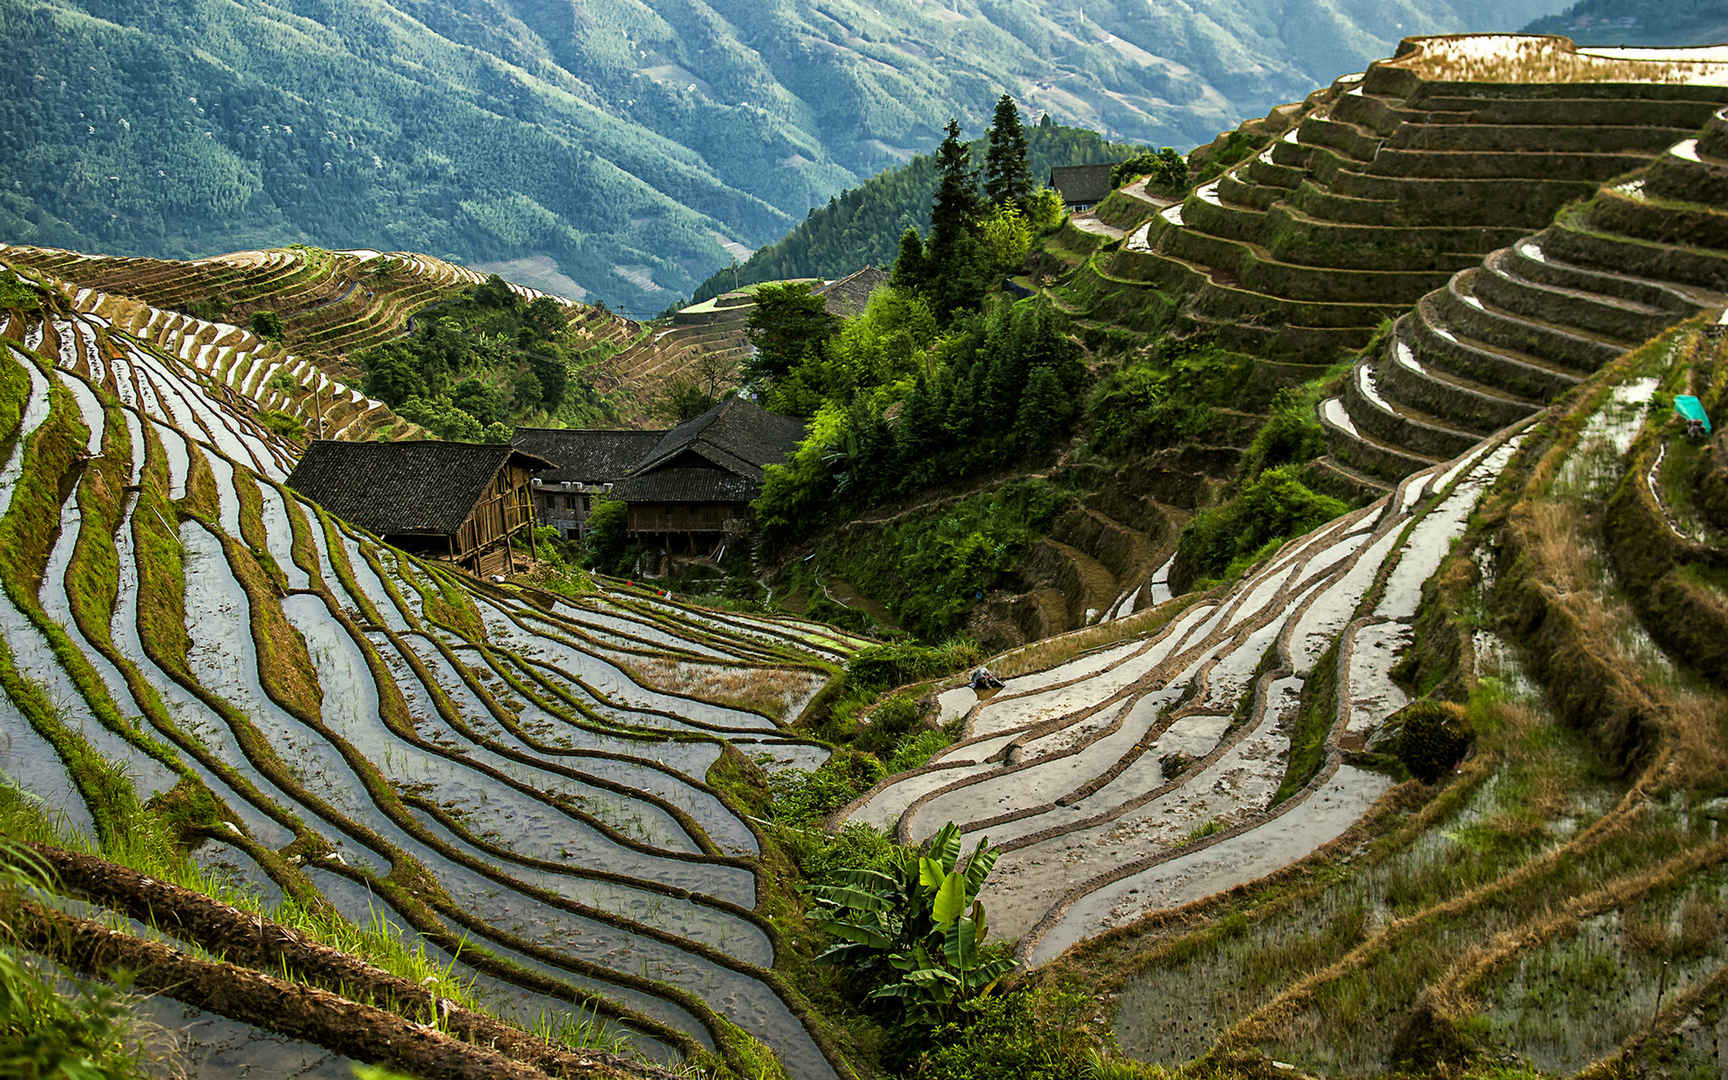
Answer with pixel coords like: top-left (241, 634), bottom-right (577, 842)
top-left (0, 262), bottom-right (873, 1077)
top-left (1057, 35), bottom-right (1728, 378)
top-left (842, 423), bottom-right (1531, 964)
top-left (1320, 105), bottom-right (1728, 496)
top-left (0, 244), bottom-right (698, 430)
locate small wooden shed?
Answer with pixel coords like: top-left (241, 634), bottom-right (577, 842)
top-left (1048, 164), bottom-right (1117, 211)
top-left (286, 440), bottom-right (553, 574)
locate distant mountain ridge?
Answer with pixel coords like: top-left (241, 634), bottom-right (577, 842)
top-left (1523, 0), bottom-right (1728, 45)
top-left (0, 0), bottom-right (1566, 316)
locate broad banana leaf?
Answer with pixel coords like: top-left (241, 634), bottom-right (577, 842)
top-left (943, 915), bottom-right (980, 971)
top-left (819, 918), bottom-right (894, 950)
top-left (918, 856), bottom-right (947, 891)
top-left (962, 837), bottom-right (999, 894)
top-left (932, 869), bottom-right (968, 928)
top-left (927, 822), bottom-right (963, 871)
top-left (808, 884), bottom-right (893, 913)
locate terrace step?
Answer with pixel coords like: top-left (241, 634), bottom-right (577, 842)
top-left (1402, 299), bottom-right (1579, 396)
top-left (1436, 269), bottom-right (1627, 374)
top-left (1342, 359), bottom-right (1484, 460)
top-left (1307, 454), bottom-right (1395, 502)
top-left (1475, 249), bottom-right (1679, 343)
top-left (1319, 394), bottom-right (1444, 481)
top-left (1374, 331), bottom-right (1538, 434)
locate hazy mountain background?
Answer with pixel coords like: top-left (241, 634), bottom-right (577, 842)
top-left (1523, 0), bottom-right (1728, 46)
top-left (2, 0), bottom-right (1572, 317)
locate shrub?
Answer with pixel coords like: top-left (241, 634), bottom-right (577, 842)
top-left (767, 750), bottom-right (885, 828)
top-left (1387, 700), bottom-right (1474, 783)
top-left (907, 984), bottom-right (1095, 1079)
top-left (1176, 467), bottom-right (1348, 585)
top-left (855, 692), bottom-right (924, 755)
top-left (250, 310), bottom-right (285, 340)
top-left (582, 498), bottom-right (628, 571)
top-left (257, 409), bottom-right (306, 443)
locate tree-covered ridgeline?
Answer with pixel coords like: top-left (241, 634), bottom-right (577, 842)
top-left (357, 275), bottom-right (617, 440)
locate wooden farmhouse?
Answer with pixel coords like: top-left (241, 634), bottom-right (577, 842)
top-left (612, 397), bottom-right (807, 545)
top-left (512, 427), bottom-right (662, 540)
top-left (286, 440), bottom-right (552, 575)
top-left (517, 397), bottom-right (805, 552)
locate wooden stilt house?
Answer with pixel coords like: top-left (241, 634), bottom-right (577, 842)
top-left (286, 440), bottom-right (553, 575)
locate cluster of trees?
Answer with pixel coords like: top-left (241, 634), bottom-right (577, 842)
top-left (691, 118), bottom-right (1143, 303)
top-left (358, 275), bottom-right (597, 441)
top-left (751, 288), bottom-right (1084, 541)
top-left (739, 97), bottom-right (1086, 552)
top-left (890, 98), bottom-right (1063, 319)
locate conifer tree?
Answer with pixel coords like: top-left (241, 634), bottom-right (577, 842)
top-left (927, 119), bottom-right (981, 273)
top-left (984, 94), bottom-right (1032, 211)
top-left (890, 227), bottom-right (927, 292)
top-left (1012, 362), bottom-right (1067, 454)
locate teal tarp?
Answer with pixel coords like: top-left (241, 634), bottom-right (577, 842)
top-left (1675, 395), bottom-right (1712, 434)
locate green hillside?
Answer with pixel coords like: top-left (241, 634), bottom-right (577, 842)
top-left (0, 0), bottom-right (1567, 318)
top-left (691, 122), bottom-right (1141, 302)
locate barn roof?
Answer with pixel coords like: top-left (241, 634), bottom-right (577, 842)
top-left (512, 427), bottom-right (664, 485)
top-left (608, 467), bottom-right (761, 503)
top-left (815, 266), bottom-right (889, 318)
top-left (1049, 163), bottom-right (1117, 206)
top-left (635, 397), bottom-right (807, 481)
top-left (286, 440), bottom-right (552, 537)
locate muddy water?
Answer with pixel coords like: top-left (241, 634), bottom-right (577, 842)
top-left (301, 866), bottom-right (678, 1065)
top-left (131, 993), bottom-right (360, 1079)
top-left (0, 687), bottom-right (96, 839)
top-left (254, 485), bottom-right (310, 590)
top-left (149, 420), bottom-right (191, 500)
top-left (35, 480), bottom-right (178, 803)
top-left (190, 837), bottom-right (284, 911)
top-left (178, 524), bottom-right (384, 867)
top-left (375, 630), bottom-right (708, 857)
top-left (475, 599), bottom-right (778, 733)
top-left (0, 358), bottom-right (50, 510)
top-left (404, 805), bottom-right (772, 966)
top-left (108, 501), bottom-right (295, 848)
top-left (0, 585), bottom-right (177, 804)
top-left (386, 637), bottom-right (757, 855)
top-left (271, 595), bottom-right (738, 897)
top-left (1028, 765), bottom-right (1396, 966)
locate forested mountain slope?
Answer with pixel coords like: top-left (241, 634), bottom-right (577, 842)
top-left (1524, 0), bottom-right (1728, 45)
top-left (0, 0), bottom-right (1566, 317)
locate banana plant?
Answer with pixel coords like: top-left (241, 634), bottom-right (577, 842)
top-left (808, 822), bottom-right (1015, 1025)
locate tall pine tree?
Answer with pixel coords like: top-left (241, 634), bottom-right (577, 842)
top-left (927, 118), bottom-right (981, 273)
top-left (983, 94), bottom-right (1032, 211)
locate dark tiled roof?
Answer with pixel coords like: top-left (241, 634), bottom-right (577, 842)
top-left (512, 428), bottom-right (663, 485)
top-left (1049, 163), bottom-right (1117, 206)
top-left (636, 397), bottom-right (807, 480)
top-left (815, 266), bottom-right (888, 318)
top-left (286, 440), bottom-right (552, 537)
top-left (609, 467), bottom-right (761, 503)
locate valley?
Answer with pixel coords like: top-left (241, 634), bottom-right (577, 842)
top-left (1, 24), bottom-right (1727, 1080)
